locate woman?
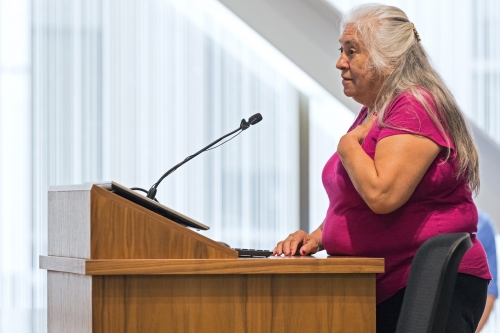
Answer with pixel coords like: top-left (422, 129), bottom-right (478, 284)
top-left (272, 4), bottom-right (491, 333)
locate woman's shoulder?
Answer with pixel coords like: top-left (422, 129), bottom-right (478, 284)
top-left (387, 87), bottom-right (437, 115)
top-left (383, 88), bottom-right (435, 124)
top-left (380, 87), bottom-right (453, 149)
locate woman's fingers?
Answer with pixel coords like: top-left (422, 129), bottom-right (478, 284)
top-left (285, 234), bottom-right (307, 256)
top-left (282, 234), bottom-right (296, 255)
top-left (366, 113), bottom-right (377, 126)
top-left (288, 231), bottom-right (309, 255)
top-left (272, 241), bottom-right (284, 255)
top-left (345, 113), bottom-right (377, 144)
top-left (272, 230), bottom-right (309, 256)
top-left (298, 235), bottom-right (320, 255)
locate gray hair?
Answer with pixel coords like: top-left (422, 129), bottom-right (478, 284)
top-left (342, 4), bottom-right (479, 194)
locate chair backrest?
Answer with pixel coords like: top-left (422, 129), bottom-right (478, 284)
top-left (395, 233), bottom-right (472, 333)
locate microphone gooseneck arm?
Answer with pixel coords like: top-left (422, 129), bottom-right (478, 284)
top-left (146, 126), bottom-right (241, 199)
top-left (145, 114), bottom-right (262, 200)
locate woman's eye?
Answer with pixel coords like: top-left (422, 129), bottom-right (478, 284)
top-left (338, 47), bottom-right (343, 53)
top-left (349, 49), bottom-right (355, 55)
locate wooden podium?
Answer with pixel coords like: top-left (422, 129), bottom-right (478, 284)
top-left (40, 184), bottom-right (384, 333)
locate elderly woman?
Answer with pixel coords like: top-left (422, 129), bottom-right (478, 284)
top-left (272, 4), bottom-right (491, 333)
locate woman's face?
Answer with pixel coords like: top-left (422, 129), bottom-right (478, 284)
top-left (336, 24), bottom-right (384, 109)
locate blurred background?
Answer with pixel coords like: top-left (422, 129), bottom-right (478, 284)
top-left (1, 0), bottom-right (499, 332)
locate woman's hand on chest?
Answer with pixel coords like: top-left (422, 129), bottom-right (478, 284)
top-left (337, 120), bottom-right (442, 214)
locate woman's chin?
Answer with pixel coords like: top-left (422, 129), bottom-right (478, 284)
top-left (343, 88), bottom-right (355, 98)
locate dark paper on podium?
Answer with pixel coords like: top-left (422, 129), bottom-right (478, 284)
top-left (97, 181), bottom-right (210, 230)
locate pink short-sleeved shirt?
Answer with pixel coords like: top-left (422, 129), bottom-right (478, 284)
top-left (321, 91), bottom-right (491, 303)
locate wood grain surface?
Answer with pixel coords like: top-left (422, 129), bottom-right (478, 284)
top-left (48, 184), bottom-right (237, 260)
top-left (91, 273), bottom-right (376, 333)
top-left (40, 255), bottom-right (384, 275)
top-left (45, 184), bottom-right (381, 332)
top-left (89, 185), bottom-right (237, 259)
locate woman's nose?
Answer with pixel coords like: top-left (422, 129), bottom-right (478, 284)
top-left (336, 55), bottom-right (348, 70)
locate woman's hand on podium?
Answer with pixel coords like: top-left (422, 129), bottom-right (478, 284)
top-left (272, 230), bottom-right (321, 256)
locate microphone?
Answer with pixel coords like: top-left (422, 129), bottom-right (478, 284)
top-left (144, 113), bottom-right (263, 200)
top-left (248, 113), bottom-right (262, 125)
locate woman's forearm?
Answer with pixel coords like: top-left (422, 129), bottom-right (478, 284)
top-left (337, 131), bottom-right (442, 214)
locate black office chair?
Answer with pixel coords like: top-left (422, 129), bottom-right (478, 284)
top-left (395, 233), bottom-right (472, 333)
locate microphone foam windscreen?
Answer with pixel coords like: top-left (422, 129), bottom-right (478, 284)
top-left (248, 113), bottom-right (263, 125)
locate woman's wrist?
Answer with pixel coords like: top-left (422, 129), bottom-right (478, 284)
top-left (309, 234), bottom-right (323, 251)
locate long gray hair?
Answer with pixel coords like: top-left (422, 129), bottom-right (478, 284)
top-left (342, 4), bottom-right (479, 194)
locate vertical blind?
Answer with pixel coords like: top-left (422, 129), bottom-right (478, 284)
top-left (0, 0), bottom-right (33, 332)
top-left (2, 0), bottom-right (301, 331)
top-left (472, 0), bottom-right (500, 141)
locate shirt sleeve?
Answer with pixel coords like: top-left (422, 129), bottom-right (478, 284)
top-left (376, 92), bottom-right (453, 150)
